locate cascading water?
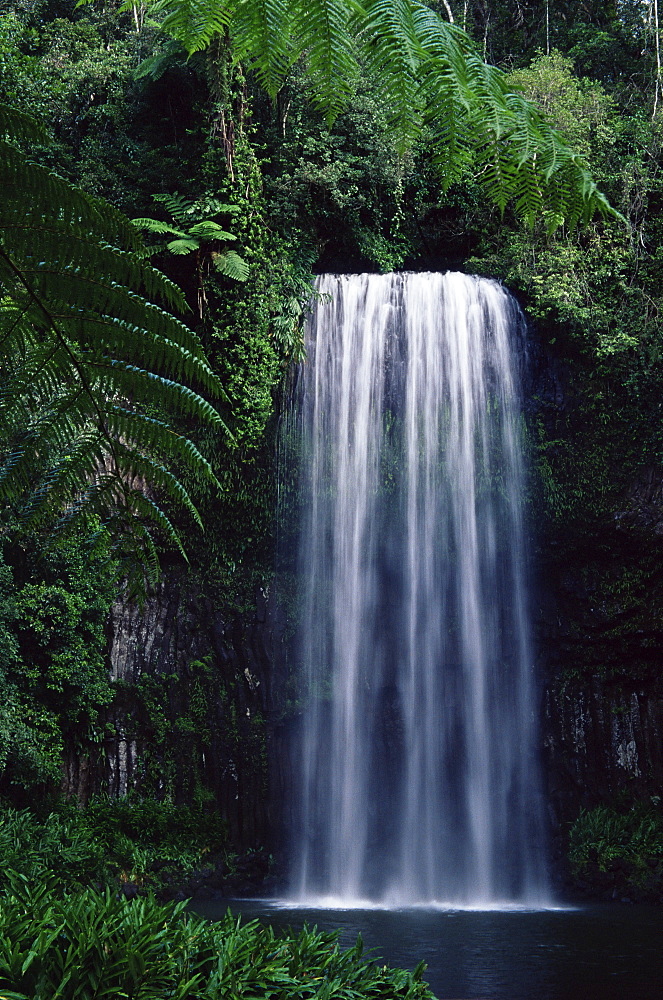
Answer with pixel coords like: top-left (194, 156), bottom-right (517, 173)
top-left (285, 272), bottom-right (549, 907)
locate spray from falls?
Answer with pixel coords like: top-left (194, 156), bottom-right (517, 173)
top-left (286, 272), bottom-right (548, 907)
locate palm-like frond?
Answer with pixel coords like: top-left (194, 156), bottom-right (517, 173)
top-left (132, 193), bottom-right (249, 284)
top-left (188, 221), bottom-right (237, 240)
top-left (0, 103), bottom-right (230, 590)
top-left (211, 249), bottom-right (250, 280)
top-left (291, 0), bottom-right (360, 120)
top-left (156, 0), bottom-right (235, 53)
top-left (231, 0), bottom-right (295, 97)
top-left (356, 0), bottom-right (423, 146)
top-left (167, 237), bottom-right (203, 253)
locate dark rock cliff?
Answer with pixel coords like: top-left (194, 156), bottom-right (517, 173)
top-left (91, 573), bottom-right (288, 851)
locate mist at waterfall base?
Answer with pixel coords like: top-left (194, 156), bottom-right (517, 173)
top-left (281, 272), bottom-right (548, 908)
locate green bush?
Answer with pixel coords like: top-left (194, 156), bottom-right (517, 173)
top-left (0, 800), bottom-right (231, 893)
top-left (83, 797), bottom-right (230, 888)
top-left (0, 880), bottom-right (433, 1000)
top-left (0, 807), bottom-right (108, 890)
top-left (569, 802), bottom-right (663, 880)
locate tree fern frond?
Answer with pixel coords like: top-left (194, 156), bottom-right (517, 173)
top-left (10, 267), bottom-right (207, 362)
top-left (158, 0), bottom-right (235, 55)
top-left (0, 141), bottom-right (142, 251)
top-left (57, 313), bottom-right (223, 394)
top-left (147, 0), bottom-right (618, 224)
top-left (101, 360), bottom-right (231, 431)
top-left (124, 491), bottom-right (190, 561)
top-left (188, 221), bottom-right (237, 240)
top-left (153, 191), bottom-right (199, 223)
top-left (0, 104), bottom-right (229, 587)
top-left (230, 0), bottom-right (294, 98)
top-left (115, 522), bottom-right (161, 593)
top-left (0, 103), bottom-right (48, 144)
top-left (291, 0), bottom-right (360, 120)
top-left (131, 218), bottom-right (191, 238)
top-left (112, 446), bottom-right (205, 529)
top-left (356, 0), bottom-right (422, 145)
top-left (166, 238), bottom-right (202, 254)
top-left (212, 249), bottom-right (250, 281)
top-left (106, 408), bottom-right (221, 487)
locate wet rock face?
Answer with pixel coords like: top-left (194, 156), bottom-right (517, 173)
top-left (525, 333), bottom-right (663, 903)
top-left (543, 676), bottom-right (663, 831)
top-left (100, 572), bottom-right (286, 851)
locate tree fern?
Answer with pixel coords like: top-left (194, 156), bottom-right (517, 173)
top-left (291, 0), bottom-right (360, 120)
top-left (0, 103), bottom-right (230, 591)
top-left (230, 0), bottom-right (295, 98)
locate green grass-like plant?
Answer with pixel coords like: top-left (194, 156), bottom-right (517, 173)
top-left (0, 800), bottom-right (230, 894)
top-left (0, 878), bottom-right (434, 999)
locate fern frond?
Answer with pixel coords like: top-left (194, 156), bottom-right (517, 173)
top-left (166, 238), bottom-right (202, 254)
top-left (102, 360), bottom-right (231, 432)
top-left (106, 408), bottom-right (220, 487)
top-left (291, 0), bottom-right (359, 120)
top-left (153, 191), bottom-right (199, 223)
top-left (113, 446), bottom-right (205, 529)
top-left (162, 0), bottom-right (235, 55)
top-left (0, 103), bottom-right (48, 144)
top-left (230, 0), bottom-right (294, 98)
top-left (188, 221), bottom-right (237, 240)
top-left (0, 104), bottom-right (230, 588)
top-left (146, 0), bottom-right (619, 225)
top-left (357, 0), bottom-right (422, 146)
top-left (212, 249), bottom-right (250, 281)
top-left (131, 218), bottom-right (191, 238)
top-left (11, 267), bottom-right (207, 362)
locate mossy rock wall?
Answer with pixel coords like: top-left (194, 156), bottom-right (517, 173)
top-left (90, 574), bottom-right (286, 851)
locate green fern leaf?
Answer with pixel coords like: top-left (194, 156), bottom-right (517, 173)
top-left (0, 103), bottom-right (230, 589)
top-left (211, 250), bottom-right (250, 281)
top-left (188, 221), bottom-right (237, 240)
top-left (166, 237), bottom-right (201, 254)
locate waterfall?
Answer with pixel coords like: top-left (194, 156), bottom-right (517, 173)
top-left (285, 272), bottom-right (549, 907)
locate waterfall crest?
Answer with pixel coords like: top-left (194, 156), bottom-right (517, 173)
top-left (286, 272), bottom-right (549, 906)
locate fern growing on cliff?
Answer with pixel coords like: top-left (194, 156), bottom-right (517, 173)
top-left (132, 193), bottom-right (249, 317)
top-left (0, 104), bottom-right (228, 590)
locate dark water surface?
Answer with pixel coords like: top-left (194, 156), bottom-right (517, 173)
top-left (192, 898), bottom-right (663, 1000)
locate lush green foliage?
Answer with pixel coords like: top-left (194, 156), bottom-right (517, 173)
top-left (0, 534), bottom-right (116, 790)
top-left (0, 799), bottom-right (229, 892)
top-left (133, 192), bottom-right (250, 300)
top-left (146, 0), bottom-right (616, 228)
top-left (0, 0), bottom-right (662, 897)
top-left (0, 877), bottom-right (433, 999)
top-left (569, 803), bottom-right (663, 893)
top-left (0, 102), bottom-right (231, 589)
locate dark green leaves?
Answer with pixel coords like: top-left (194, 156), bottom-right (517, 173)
top-left (0, 877), bottom-right (436, 999)
top-left (0, 103), bottom-right (229, 591)
top-left (150, 0), bottom-right (619, 226)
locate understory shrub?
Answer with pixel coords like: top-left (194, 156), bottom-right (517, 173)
top-left (0, 880), bottom-right (433, 1000)
top-left (0, 799), bottom-right (230, 893)
top-left (569, 802), bottom-right (663, 884)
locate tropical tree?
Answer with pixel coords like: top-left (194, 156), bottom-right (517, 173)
top-left (0, 104), bottom-right (228, 591)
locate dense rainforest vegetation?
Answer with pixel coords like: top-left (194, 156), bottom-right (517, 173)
top-left (1, 0), bottom-right (663, 993)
